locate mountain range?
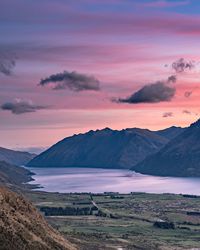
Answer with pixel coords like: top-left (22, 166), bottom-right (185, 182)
top-left (132, 119), bottom-right (200, 177)
top-left (0, 147), bottom-right (36, 166)
top-left (27, 126), bottom-right (184, 169)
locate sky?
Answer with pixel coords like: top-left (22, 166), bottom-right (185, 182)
top-left (1, 0), bottom-right (200, 151)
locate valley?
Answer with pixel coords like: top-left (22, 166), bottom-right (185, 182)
top-left (25, 190), bottom-right (200, 250)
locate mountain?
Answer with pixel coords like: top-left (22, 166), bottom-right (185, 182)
top-left (27, 127), bottom-right (169, 169)
top-left (0, 147), bottom-right (36, 166)
top-left (0, 187), bottom-right (76, 250)
top-left (155, 126), bottom-right (185, 140)
top-left (132, 119), bottom-right (200, 177)
top-left (0, 161), bottom-right (34, 190)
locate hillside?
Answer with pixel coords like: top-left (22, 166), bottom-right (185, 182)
top-left (154, 126), bottom-right (185, 140)
top-left (132, 119), bottom-right (200, 177)
top-left (0, 147), bottom-right (36, 166)
top-left (27, 127), bottom-right (169, 169)
top-left (0, 161), bottom-right (34, 190)
top-left (0, 187), bottom-right (76, 250)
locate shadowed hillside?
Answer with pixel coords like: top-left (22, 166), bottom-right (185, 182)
top-left (0, 161), bottom-right (34, 190)
top-left (27, 127), bottom-right (174, 169)
top-left (132, 119), bottom-right (200, 177)
top-left (0, 147), bottom-right (36, 166)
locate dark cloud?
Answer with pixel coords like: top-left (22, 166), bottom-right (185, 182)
top-left (163, 112), bottom-right (173, 118)
top-left (0, 56), bottom-right (16, 76)
top-left (39, 71), bottom-right (100, 91)
top-left (114, 80), bottom-right (176, 104)
top-left (184, 91), bottom-right (192, 98)
top-left (1, 99), bottom-right (46, 114)
top-left (172, 58), bottom-right (195, 73)
top-left (167, 75), bottom-right (177, 83)
top-left (182, 110), bottom-right (191, 115)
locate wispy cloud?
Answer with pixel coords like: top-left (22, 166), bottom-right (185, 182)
top-left (142, 0), bottom-right (190, 8)
top-left (39, 71), bottom-right (100, 92)
top-left (172, 58), bottom-right (195, 73)
top-left (1, 99), bottom-right (47, 114)
top-left (184, 91), bottom-right (193, 98)
top-left (163, 112), bottom-right (173, 118)
top-left (0, 54), bottom-right (16, 76)
top-left (182, 110), bottom-right (191, 115)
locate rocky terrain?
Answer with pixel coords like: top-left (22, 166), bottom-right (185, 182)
top-left (0, 187), bottom-right (76, 250)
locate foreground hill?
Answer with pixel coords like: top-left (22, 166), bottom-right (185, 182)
top-left (0, 187), bottom-right (76, 250)
top-left (27, 127), bottom-right (172, 169)
top-left (132, 119), bottom-right (200, 177)
top-left (0, 161), bottom-right (34, 190)
top-left (0, 147), bottom-right (36, 166)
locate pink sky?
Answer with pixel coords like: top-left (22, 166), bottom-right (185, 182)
top-left (1, 0), bottom-right (200, 149)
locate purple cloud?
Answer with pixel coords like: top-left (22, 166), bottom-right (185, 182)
top-left (163, 112), bottom-right (173, 118)
top-left (1, 99), bottom-right (47, 114)
top-left (114, 75), bottom-right (176, 104)
top-left (39, 71), bottom-right (100, 92)
top-left (172, 58), bottom-right (195, 73)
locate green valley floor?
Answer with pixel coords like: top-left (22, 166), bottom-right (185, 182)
top-left (25, 191), bottom-right (200, 250)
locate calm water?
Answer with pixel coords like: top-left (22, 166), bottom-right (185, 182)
top-left (28, 167), bottom-right (200, 195)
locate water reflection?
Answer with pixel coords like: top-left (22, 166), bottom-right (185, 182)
top-left (29, 167), bottom-right (200, 195)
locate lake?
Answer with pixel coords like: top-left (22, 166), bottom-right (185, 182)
top-left (28, 167), bottom-right (200, 195)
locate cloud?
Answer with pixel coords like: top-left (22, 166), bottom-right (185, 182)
top-left (184, 91), bottom-right (192, 98)
top-left (172, 58), bottom-right (195, 73)
top-left (114, 76), bottom-right (176, 104)
top-left (163, 112), bottom-right (173, 118)
top-left (142, 0), bottom-right (190, 8)
top-left (1, 99), bottom-right (47, 114)
top-left (182, 110), bottom-right (191, 115)
top-left (0, 54), bottom-right (16, 76)
top-left (39, 71), bottom-right (100, 91)
top-left (167, 75), bottom-right (177, 83)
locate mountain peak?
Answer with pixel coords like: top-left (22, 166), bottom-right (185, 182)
top-left (190, 118), bottom-right (200, 128)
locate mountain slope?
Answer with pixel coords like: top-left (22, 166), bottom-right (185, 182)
top-left (0, 147), bottom-right (36, 166)
top-left (28, 128), bottom-right (168, 169)
top-left (132, 119), bottom-right (200, 177)
top-left (155, 126), bottom-right (185, 140)
top-left (0, 187), bottom-right (76, 250)
top-left (0, 161), bottom-right (34, 189)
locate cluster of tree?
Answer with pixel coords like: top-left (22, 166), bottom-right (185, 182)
top-left (40, 205), bottom-right (98, 216)
top-left (153, 221), bottom-right (175, 229)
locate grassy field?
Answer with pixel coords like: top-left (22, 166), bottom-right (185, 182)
top-left (25, 191), bottom-right (200, 250)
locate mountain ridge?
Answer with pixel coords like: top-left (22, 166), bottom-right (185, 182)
top-left (132, 118), bottom-right (200, 177)
top-left (0, 147), bottom-right (36, 166)
top-left (27, 126), bottom-right (184, 169)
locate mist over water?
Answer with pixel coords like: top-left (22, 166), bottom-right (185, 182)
top-left (29, 167), bottom-right (200, 195)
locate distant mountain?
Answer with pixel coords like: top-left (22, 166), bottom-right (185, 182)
top-left (0, 161), bottom-right (34, 189)
top-left (0, 147), bottom-right (36, 166)
top-left (0, 187), bottom-right (76, 250)
top-left (155, 126), bottom-right (185, 140)
top-left (132, 119), bottom-right (200, 177)
top-left (27, 127), bottom-right (170, 169)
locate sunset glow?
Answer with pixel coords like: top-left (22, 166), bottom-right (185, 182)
top-left (1, 0), bottom-right (200, 149)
